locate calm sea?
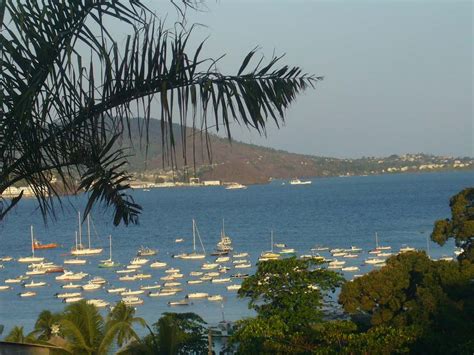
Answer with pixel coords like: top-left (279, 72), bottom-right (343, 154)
top-left (0, 171), bottom-right (472, 335)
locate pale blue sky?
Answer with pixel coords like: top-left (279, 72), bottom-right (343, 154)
top-left (140, 1), bottom-right (473, 157)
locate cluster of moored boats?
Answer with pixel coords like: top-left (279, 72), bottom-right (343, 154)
top-left (0, 221), bottom-right (463, 306)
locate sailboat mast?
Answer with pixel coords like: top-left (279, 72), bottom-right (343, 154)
top-left (375, 232), bottom-right (379, 249)
top-left (78, 212), bottom-right (82, 247)
top-left (192, 219), bottom-right (196, 252)
top-left (75, 231), bottom-right (78, 249)
top-left (87, 214), bottom-right (91, 249)
top-left (109, 235), bottom-right (112, 260)
top-left (222, 219), bottom-right (225, 240)
top-left (30, 225), bottom-right (34, 256)
top-left (271, 230), bottom-right (274, 252)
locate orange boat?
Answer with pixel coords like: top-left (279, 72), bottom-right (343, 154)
top-left (33, 239), bottom-right (58, 250)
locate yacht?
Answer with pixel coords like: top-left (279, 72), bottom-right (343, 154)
top-left (121, 289), bottom-right (145, 296)
top-left (150, 261), bottom-right (167, 268)
top-left (107, 287), bottom-right (127, 294)
top-left (98, 235), bottom-right (121, 268)
top-left (187, 280), bottom-right (203, 285)
top-left (70, 213), bottom-right (103, 256)
top-left (234, 263), bottom-right (251, 269)
top-left (225, 183), bottom-right (247, 190)
top-left (226, 284), bottom-right (241, 291)
top-left (168, 300), bottom-right (190, 306)
top-left (399, 245), bottom-right (416, 253)
top-left (122, 296), bottom-right (144, 306)
top-left (186, 292), bottom-right (209, 299)
top-left (63, 296), bottom-right (83, 303)
top-left (62, 283), bottom-right (82, 289)
top-left (289, 178), bottom-right (311, 185)
top-left (64, 259), bottom-right (87, 265)
top-left (87, 299), bottom-right (109, 308)
top-left (140, 284), bottom-right (161, 290)
top-left (174, 219), bottom-right (206, 260)
top-left (342, 266), bottom-right (359, 272)
top-left (56, 292), bottom-right (81, 299)
top-left (0, 285), bottom-right (11, 291)
top-left (207, 295), bottom-right (224, 302)
top-left (55, 271), bottom-right (88, 281)
top-left (259, 231), bottom-right (281, 261)
top-left (137, 246), bottom-right (157, 257)
top-left (215, 219), bottom-right (233, 252)
top-left (82, 282), bottom-right (102, 291)
top-left (24, 280), bottom-right (46, 288)
top-left (149, 290), bottom-right (176, 297)
top-left (233, 252), bottom-right (249, 258)
top-left (130, 257), bottom-right (149, 265)
top-left (211, 277), bottom-right (231, 283)
top-left (19, 291), bottom-right (37, 297)
top-left (18, 226), bottom-right (45, 263)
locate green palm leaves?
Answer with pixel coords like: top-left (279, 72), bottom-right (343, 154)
top-left (0, 0), bottom-right (319, 225)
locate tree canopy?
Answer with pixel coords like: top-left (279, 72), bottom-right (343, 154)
top-left (0, 0), bottom-right (319, 225)
top-left (432, 187), bottom-right (474, 261)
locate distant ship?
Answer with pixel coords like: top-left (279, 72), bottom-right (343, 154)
top-left (289, 178), bottom-right (311, 185)
top-left (225, 183), bottom-right (247, 190)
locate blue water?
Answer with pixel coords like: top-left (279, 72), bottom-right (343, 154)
top-left (0, 171), bottom-right (472, 335)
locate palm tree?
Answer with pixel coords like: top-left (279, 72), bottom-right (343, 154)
top-left (0, 0), bottom-right (320, 225)
top-left (4, 325), bottom-right (37, 343)
top-left (105, 301), bottom-right (145, 348)
top-left (32, 310), bottom-right (62, 341)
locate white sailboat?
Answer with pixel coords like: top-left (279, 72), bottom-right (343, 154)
top-left (216, 219), bottom-right (233, 252)
top-left (98, 235), bottom-right (120, 268)
top-left (71, 212), bottom-right (103, 256)
top-left (64, 232), bottom-right (87, 265)
top-left (174, 219), bottom-right (206, 260)
top-left (259, 231), bottom-right (280, 261)
top-left (18, 226), bottom-right (45, 263)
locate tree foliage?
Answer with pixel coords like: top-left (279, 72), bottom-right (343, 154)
top-left (339, 251), bottom-right (474, 353)
top-left (0, 0), bottom-right (319, 225)
top-left (432, 187), bottom-right (474, 261)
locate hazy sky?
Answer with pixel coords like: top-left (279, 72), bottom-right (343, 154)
top-left (139, 1), bottom-right (473, 158)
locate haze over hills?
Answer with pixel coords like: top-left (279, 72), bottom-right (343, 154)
top-left (124, 118), bottom-right (473, 185)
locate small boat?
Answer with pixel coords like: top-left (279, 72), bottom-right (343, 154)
top-left (116, 269), bottom-right (134, 274)
top-left (311, 246), bottom-right (329, 252)
top-left (330, 248), bottom-right (344, 254)
top-left (260, 231), bottom-right (281, 261)
top-left (55, 271), bottom-right (88, 281)
top-left (24, 280), bottom-right (46, 288)
top-left (20, 291), bottom-right (37, 297)
top-left (373, 232), bottom-right (391, 251)
top-left (168, 300), bottom-right (189, 306)
top-left (342, 266), bottom-right (360, 272)
top-left (18, 226), bottom-right (45, 263)
top-left (119, 275), bottom-right (138, 281)
top-left (378, 252), bottom-right (393, 257)
top-left (164, 282), bottom-right (181, 287)
top-left (82, 282), bottom-right (102, 291)
top-left (207, 295), bottom-right (224, 302)
top-left (454, 248), bottom-right (464, 256)
top-left (121, 289), bottom-right (144, 296)
top-left (0, 285), bottom-right (11, 291)
top-left (135, 273), bottom-right (152, 280)
top-left (346, 246), bottom-right (362, 252)
top-left (149, 290), bottom-right (177, 297)
top-left (56, 292), bottom-right (81, 298)
top-left (175, 238), bottom-right (184, 243)
top-left (233, 252), bottom-right (249, 258)
top-left (187, 280), bottom-right (203, 285)
top-left (33, 239), bottom-right (58, 250)
top-left (137, 246), bottom-right (157, 257)
top-left (26, 269), bottom-right (46, 276)
top-left (126, 265), bottom-right (142, 270)
top-left (45, 267), bottom-right (64, 273)
top-left (280, 248), bottom-right (296, 254)
top-left (63, 296), bottom-right (83, 303)
top-left (289, 178), bottom-right (311, 185)
top-left (87, 299), bottom-right (109, 308)
top-left (332, 252), bottom-right (347, 257)
top-left (189, 271), bottom-right (203, 277)
top-left (201, 263), bottom-right (219, 270)
top-left (98, 235), bottom-right (121, 268)
top-left (215, 256), bottom-right (230, 263)
top-left (130, 257), bottom-right (149, 265)
top-left (90, 277), bottom-right (107, 285)
top-left (0, 256), bottom-right (13, 262)
top-left (150, 261), bottom-right (167, 268)
top-left (225, 183), bottom-right (247, 190)
top-left (160, 275), bottom-right (177, 281)
top-left (211, 277), bottom-right (231, 283)
top-left (274, 243), bottom-right (286, 248)
top-left (140, 284), bottom-right (161, 290)
top-left (231, 273), bottom-right (249, 279)
top-left (399, 245), bottom-right (415, 253)
top-left (328, 259), bottom-right (346, 267)
top-left (234, 263), bottom-right (251, 269)
top-left (215, 219), bottom-right (233, 252)
top-left (186, 292), bottom-right (208, 299)
top-left (439, 256), bottom-right (454, 262)
top-left (343, 254), bottom-right (358, 259)
top-left (165, 268), bottom-right (181, 274)
top-left (6, 276), bottom-right (29, 283)
top-left (174, 220), bottom-right (206, 260)
top-left (200, 276), bottom-right (212, 281)
top-left (62, 283), bottom-right (82, 289)
top-left (365, 258), bottom-right (385, 265)
top-left (226, 284), bottom-right (241, 291)
top-left (107, 287), bottom-right (127, 294)
top-left (205, 272), bottom-right (220, 277)
top-left (64, 259), bottom-right (87, 265)
top-left (122, 296), bottom-right (144, 306)
top-left (219, 266), bottom-right (230, 272)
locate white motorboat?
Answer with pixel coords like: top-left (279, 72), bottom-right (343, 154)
top-left (126, 264), bottom-right (142, 270)
top-left (168, 300), bottom-right (189, 306)
top-left (24, 280), bottom-right (46, 288)
top-left (201, 263), bottom-right (219, 270)
top-left (174, 219), bottom-right (206, 260)
top-left (119, 275), bottom-right (138, 281)
top-left (311, 246), bottom-right (329, 252)
top-left (18, 226), bottom-right (45, 263)
top-left (149, 290), bottom-right (177, 297)
top-left (342, 266), bottom-right (360, 272)
top-left (164, 281), bottom-right (181, 287)
top-left (56, 292), bottom-right (81, 298)
top-left (122, 296), bottom-right (144, 305)
top-left (175, 238), bottom-right (184, 243)
top-left (150, 261), bottom-right (167, 268)
top-left (289, 178), bottom-right (311, 185)
top-left (107, 287), bottom-right (127, 294)
top-left (0, 256), bottom-right (13, 262)
top-left (19, 291), bottom-right (37, 297)
top-left (55, 271), bottom-right (88, 281)
top-left (233, 252), bottom-right (249, 258)
top-left (186, 292), bottom-right (208, 299)
top-left (200, 276), bottom-right (212, 281)
top-left (205, 272), bottom-right (220, 277)
top-left (135, 273), bottom-right (152, 280)
top-left (187, 280), bottom-right (203, 285)
top-left (121, 289), bottom-right (144, 296)
top-left (280, 248), bottom-right (296, 254)
top-left (116, 269), bottom-right (134, 274)
top-left (130, 257), bottom-right (148, 265)
top-left (70, 213), bottom-right (103, 256)
top-left (63, 296), bottom-right (83, 303)
top-left (343, 254), bottom-right (358, 259)
top-left (0, 285), bottom-right (11, 291)
top-left (82, 282), bottom-right (102, 291)
top-left (87, 299), bottom-right (109, 308)
top-left (399, 245), bottom-right (415, 253)
top-left (140, 284), bottom-right (161, 290)
top-left (211, 277), bottom-right (231, 283)
top-left (234, 263), bottom-right (251, 269)
top-left (225, 183), bottom-right (247, 190)
top-left (26, 269), bottom-right (46, 276)
top-left (165, 267), bottom-right (181, 274)
top-left (216, 256), bottom-right (230, 263)
top-left (189, 271), bottom-right (203, 276)
top-left (226, 284), bottom-right (241, 291)
top-left (365, 258), bottom-right (385, 265)
top-left (332, 252), bottom-right (347, 257)
top-left (207, 295), bottom-right (224, 302)
top-left (62, 282), bottom-right (82, 289)
top-left (64, 259), bottom-right (87, 265)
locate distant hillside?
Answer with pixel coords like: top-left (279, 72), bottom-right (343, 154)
top-left (123, 118), bottom-right (473, 184)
